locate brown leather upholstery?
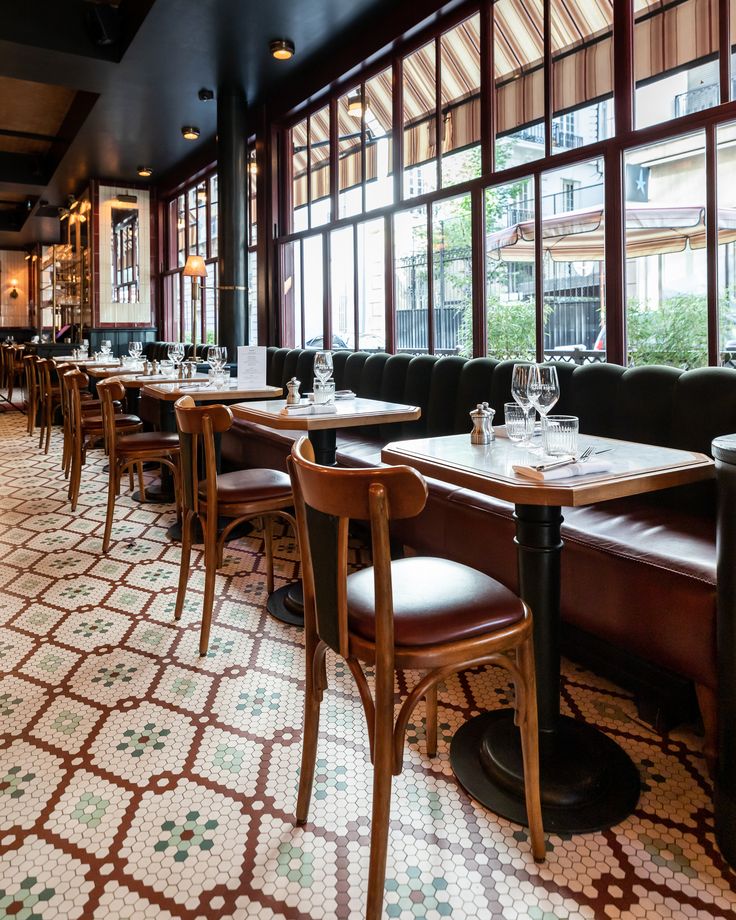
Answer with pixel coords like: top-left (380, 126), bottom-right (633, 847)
top-left (117, 431), bottom-right (180, 454)
top-left (197, 468), bottom-right (291, 503)
top-left (82, 413), bottom-right (139, 430)
top-left (346, 556), bottom-right (524, 647)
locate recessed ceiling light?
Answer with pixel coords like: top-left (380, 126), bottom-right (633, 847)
top-left (137, 165), bottom-right (153, 177)
top-left (270, 39), bottom-right (295, 60)
top-left (182, 126), bottom-right (200, 141)
top-left (347, 89), bottom-right (365, 118)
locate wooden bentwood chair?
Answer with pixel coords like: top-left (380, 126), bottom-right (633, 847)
top-left (97, 378), bottom-right (182, 552)
top-left (173, 396), bottom-right (296, 655)
top-left (287, 437), bottom-right (545, 920)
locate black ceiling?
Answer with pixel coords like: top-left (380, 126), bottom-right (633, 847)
top-left (0, 0), bottom-right (457, 249)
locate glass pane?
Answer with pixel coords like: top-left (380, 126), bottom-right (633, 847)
top-left (196, 181), bottom-right (207, 258)
top-left (338, 90), bottom-right (363, 219)
top-left (248, 250), bottom-right (258, 345)
top-left (551, 0), bottom-right (614, 151)
top-left (330, 227), bottom-right (355, 349)
top-left (167, 273), bottom-right (181, 343)
top-left (310, 106), bottom-right (331, 227)
top-left (247, 150), bottom-right (257, 247)
top-left (433, 195), bottom-right (472, 356)
top-left (485, 178), bottom-right (536, 361)
top-left (365, 67), bottom-right (394, 211)
top-left (403, 42), bottom-right (438, 198)
top-left (204, 262), bottom-right (217, 345)
top-left (177, 194), bottom-right (186, 268)
top-left (182, 275), bottom-right (192, 343)
top-left (718, 122), bottom-right (736, 364)
top-left (357, 218), bottom-right (386, 350)
top-left (187, 188), bottom-right (197, 255)
top-left (209, 174), bottom-right (218, 257)
top-left (280, 241), bottom-right (302, 349)
top-left (441, 14), bottom-right (481, 187)
top-left (167, 200), bottom-right (178, 268)
top-left (494, 0), bottom-right (545, 169)
top-left (542, 158), bottom-right (606, 362)
top-left (292, 119), bottom-right (309, 232)
top-left (625, 132), bottom-right (707, 368)
top-left (634, 0), bottom-right (719, 129)
top-left (303, 234), bottom-right (324, 348)
top-left (394, 206), bottom-right (428, 353)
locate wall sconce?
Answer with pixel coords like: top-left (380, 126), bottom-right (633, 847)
top-left (181, 126), bottom-right (200, 141)
top-left (182, 255), bottom-right (207, 351)
top-left (9, 279), bottom-right (18, 299)
top-left (248, 150), bottom-right (258, 176)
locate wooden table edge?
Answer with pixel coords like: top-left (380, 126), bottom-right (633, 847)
top-left (230, 402), bottom-right (421, 430)
top-left (141, 384), bottom-right (283, 402)
top-left (381, 444), bottom-right (714, 507)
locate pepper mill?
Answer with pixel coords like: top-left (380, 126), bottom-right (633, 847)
top-left (152, 359), bottom-right (159, 376)
top-left (286, 376), bottom-right (301, 405)
top-left (470, 402), bottom-right (495, 445)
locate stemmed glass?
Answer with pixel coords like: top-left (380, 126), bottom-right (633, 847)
top-left (128, 341), bottom-right (142, 366)
top-left (167, 342), bottom-right (185, 374)
top-left (100, 340), bottom-right (112, 357)
top-left (313, 350), bottom-right (333, 383)
top-left (511, 363), bottom-right (535, 445)
top-left (528, 365), bottom-right (560, 430)
top-left (206, 346), bottom-right (228, 385)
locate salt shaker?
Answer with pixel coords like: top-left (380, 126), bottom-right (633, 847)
top-left (470, 402), bottom-right (495, 445)
top-left (286, 376), bottom-right (301, 405)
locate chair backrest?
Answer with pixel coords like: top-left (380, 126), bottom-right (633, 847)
top-left (173, 396), bottom-right (233, 513)
top-left (287, 436), bottom-right (428, 659)
top-left (23, 355), bottom-right (37, 397)
top-left (65, 369), bottom-right (90, 440)
top-left (97, 378), bottom-right (126, 461)
top-left (35, 358), bottom-right (53, 398)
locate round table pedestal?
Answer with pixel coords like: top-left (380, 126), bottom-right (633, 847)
top-left (266, 582), bottom-right (304, 627)
top-left (451, 710), bottom-right (640, 834)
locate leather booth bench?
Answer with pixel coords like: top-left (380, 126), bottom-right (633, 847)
top-left (152, 343), bottom-right (733, 754)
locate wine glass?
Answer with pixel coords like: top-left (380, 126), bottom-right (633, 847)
top-left (168, 343), bottom-right (185, 372)
top-left (206, 345), bottom-right (227, 372)
top-left (128, 341), bottom-right (142, 361)
top-left (313, 350), bottom-right (333, 384)
top-left (511, 363), bottom-right (535, 445)
top-left (100, 339), bottom-right (112, 357)
top-left (528, 365), bottom-right (560, 429)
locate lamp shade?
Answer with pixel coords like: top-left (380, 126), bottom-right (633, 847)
top-left (182, 255), bottom-right (207, 278)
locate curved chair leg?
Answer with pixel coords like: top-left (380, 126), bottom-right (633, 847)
top-left (366, 674), bottom-right (395, 920)
top-left (137, 462), bottom-right (146, 502)
top-left (296, 639), bottom-right (327, 825)
top-left (425, 683), bottom-right (438, 757)
top-left (174, 509), bottom-right (194, 622)
top-left (44, 404), bottom-right (52, 454)
top-left (516, 637), bottom-right (545, 862)
top-left (69, 446), bottom-right (83, 511)
top-left (38, 398), bottom-right (46, 450)
top-left (264, 514), bottom-right (274, 594)
top-left (102, 462), bottom-right (119, 553)
top-left (200, 514), bottom-right (218, 656)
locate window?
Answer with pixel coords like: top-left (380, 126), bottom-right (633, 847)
top-left (394, 206), bottom-right (429, 352)
top-left (433, 195), bottom-right (473, 356)
top-left (625, 133), bottom-right (708, 368)
top-left (403, 41), bottom-right (438, 198)
top-left (719, 122), bottom-right (736, 364)
top-left (440, 15), bottom-right (481, 187)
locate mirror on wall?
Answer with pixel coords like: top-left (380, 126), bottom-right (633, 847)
top-left (110, 206), bottom-right (139, 303)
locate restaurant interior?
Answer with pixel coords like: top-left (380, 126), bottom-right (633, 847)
top-left (1, 0), bottom-right (736, 917)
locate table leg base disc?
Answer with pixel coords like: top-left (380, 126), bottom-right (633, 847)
top-left (166, 518), bottom-right (254, 543)
top-left (266, 583), bottom-right (305, 627)
top-left (451, 710), bottom-right (640, 834)
top-left (132, 485), bottom-right (174, 504)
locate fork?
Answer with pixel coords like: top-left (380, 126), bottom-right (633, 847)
top-left (531, 444), bottom-right (594, 472)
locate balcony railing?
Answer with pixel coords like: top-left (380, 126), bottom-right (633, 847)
top-left (674, 80), bottom-right (736, 118)
top-left (511, 123), bottom-right (584, 149)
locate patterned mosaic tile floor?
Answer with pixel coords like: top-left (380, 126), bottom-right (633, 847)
top-left (0, 402), bottom-right (735, 920)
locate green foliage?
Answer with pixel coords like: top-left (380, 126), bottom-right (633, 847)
top-left (627, 294), bottom-right (708, 369)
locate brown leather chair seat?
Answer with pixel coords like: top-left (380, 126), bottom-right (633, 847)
top-left (117, 431), bottom-right (180, 454)
top-left (347, 556), bottom-right (524, 647)
top-left (197, 468), bottom-right (291, 503)
top-left (82, 413), bottom-right (139, 430)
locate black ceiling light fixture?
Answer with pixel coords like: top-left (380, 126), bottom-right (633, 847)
top-left (137, 165), bottom-right (153, 177)
top-left (270, 39), bottom-right (295, 60)
top-left (182, 126), bottom-right (200, 140)
top-left (198, 88), bottom-right (214, 101)
top-left (347, 88), bottom-right (365, 118)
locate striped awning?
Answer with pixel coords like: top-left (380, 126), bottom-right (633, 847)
top-left (293, 0), bottom-right (722, 209)
top-left (487, 205), bottom-right (736, 262)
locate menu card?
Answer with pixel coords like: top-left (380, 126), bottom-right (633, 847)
top-left (237, 346), bottom-right (267, 390)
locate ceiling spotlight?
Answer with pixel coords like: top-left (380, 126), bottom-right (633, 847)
top-left (347, 89), bottom-right (365, 118)
top-left (248, 150), bottom-right (258, 176)
top-left (270, 39), bottom-right (295, 60)
top-left (198, 88), bottom-right (214, 101)
top-left (181, 126), bottom-right (200, 141)
top-left (137, 165), bottom-right (153, 178)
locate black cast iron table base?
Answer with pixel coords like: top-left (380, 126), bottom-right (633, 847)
top-left (265, 428), bottom-right (336, 628)
top-left (448, 502), bottom-right (641, 834)
top-left (451, 711), bottom-right (640, 833)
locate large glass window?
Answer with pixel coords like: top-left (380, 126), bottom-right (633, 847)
top-left (440, 15), bottom-right (481, 187)
top-left (303, 235), bottom-right (324, 347)
top-left (394, 207), bottom-right (429, 352)
top-left (485, 178), bottom-right (536, 361)
top-left (292, 119), bottom-right (309, 232)
top-left (433, 195), bottom-right (472, 356)
top-left (357, 218), bottom-right (386, 350)
top-left (365, 68), bottom-right (393, 212)
top-left (542, 158), bottom-right (606, 362)
top-left (403, 41), bottom-right (438, 198)
top-left (635, 0), bottom-right (720, 129)
top-left (310, 106), bottom-right (331, 227)
top-left (625, 133), bottom-right (708, 368)
top-left (719, 123), bottom-right (736, 365)
top-left (330, 226), bottom-right (355, 348)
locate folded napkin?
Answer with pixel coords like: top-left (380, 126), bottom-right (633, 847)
top-left (513, 459), bottom-right (614, 482)
top-left (279, 403), bottom-right (337, 416)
